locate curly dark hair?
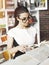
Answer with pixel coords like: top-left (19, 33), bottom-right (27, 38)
top-left (14, 6), bottom-right (29, 26)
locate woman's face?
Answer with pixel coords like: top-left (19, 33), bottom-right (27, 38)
top-left (17, 12), bottom-right (30, 28)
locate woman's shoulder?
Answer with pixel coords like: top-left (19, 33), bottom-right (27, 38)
top-left (30, 26), bottom-right (37, 34)
top-left (30, 26), bottom-right (36, 30)
top-left (7, 27), bottom-right (18, 37)
top-left (8, 27), bottom-right (18, 32)
top-left (8, 28), bottom-right (14, 33)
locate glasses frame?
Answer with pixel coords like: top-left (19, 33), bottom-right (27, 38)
top-left (18, 15), bottom-right (33, 23)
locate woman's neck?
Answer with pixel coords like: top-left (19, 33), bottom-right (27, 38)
top-left (17, 24), bottom-right (30, 29)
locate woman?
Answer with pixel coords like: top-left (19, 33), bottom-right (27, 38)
top-left (7, 6), bottom-right (37, 58)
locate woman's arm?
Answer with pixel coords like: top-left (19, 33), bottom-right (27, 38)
top-left (7, 36), bottom-right (13, 49)
top-left (7, 36), bottom-right (19, 55)
top-left (7, 36), bottom-right (26, 54)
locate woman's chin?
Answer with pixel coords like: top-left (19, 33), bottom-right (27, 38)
top-left (24, 24), bottom-right (30, 28)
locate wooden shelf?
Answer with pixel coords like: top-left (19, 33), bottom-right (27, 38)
top-left (0, 0), bottom-right (3, 9)
top-left (0, 0), bottom-right (15, 35)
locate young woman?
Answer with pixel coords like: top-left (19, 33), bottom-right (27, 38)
top-left (7, 6), bottom-right (37, 58)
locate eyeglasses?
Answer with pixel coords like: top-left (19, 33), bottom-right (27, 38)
top-left (18, 15), bottom-right (32, 23)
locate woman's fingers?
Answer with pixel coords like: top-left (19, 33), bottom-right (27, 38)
top-left (18, 45), bottom-right (34, 52)
top-left (17, 45), bottom-right (26, 52)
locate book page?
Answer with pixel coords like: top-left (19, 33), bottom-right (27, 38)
top-left (39, 58), bottom-right (49, 65)
top-left (26, 45), bottom-right (49, 63)
top-left (14, 54), bottom-right (40, 65)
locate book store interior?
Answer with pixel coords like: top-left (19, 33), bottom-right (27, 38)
top-left (0, 0), bottom-right (49, 65)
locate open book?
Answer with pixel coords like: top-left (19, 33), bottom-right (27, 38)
top-left (0, 44), bottom-right (49, 65)
top-left (26, 44), bottom-right (49, 64)
top-left (13, 44), bottom-right (49, 65)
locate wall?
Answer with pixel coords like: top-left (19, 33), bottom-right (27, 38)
top-left (39, 0), bottom-right (49, 41)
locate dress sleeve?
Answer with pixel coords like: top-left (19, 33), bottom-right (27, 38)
top-left (7, 29), bottom-right (14, 37)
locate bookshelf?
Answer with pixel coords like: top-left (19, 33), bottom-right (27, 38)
top-left (0, 0), bottom-right (15, 35)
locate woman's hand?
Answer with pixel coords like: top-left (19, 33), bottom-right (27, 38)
top-left (17, 45), bottom-right (33, 53)
top-left (17, 45), bottom-right (27, 53)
